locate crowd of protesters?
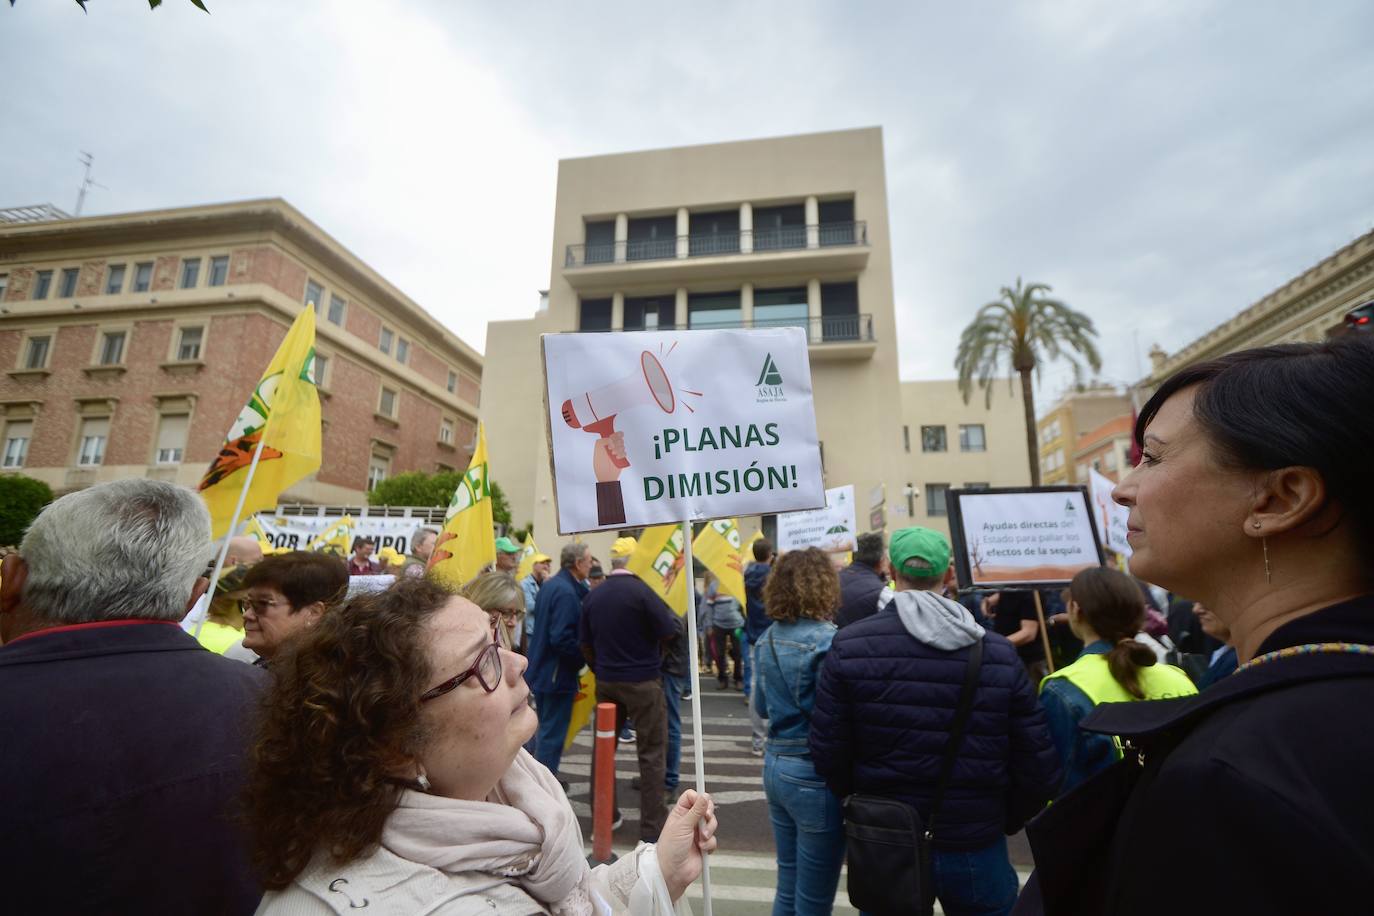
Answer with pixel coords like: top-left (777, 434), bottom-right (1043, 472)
top-left (1, 336), bottom-right (1371, 914)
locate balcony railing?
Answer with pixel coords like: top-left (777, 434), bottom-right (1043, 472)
top-left (582, 313), bottom-right (873, 344)
top-left (566, 221), bottom-right (868, 268)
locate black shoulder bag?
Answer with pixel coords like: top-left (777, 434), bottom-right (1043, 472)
top-left (843, 637), bottom-right (984, 916)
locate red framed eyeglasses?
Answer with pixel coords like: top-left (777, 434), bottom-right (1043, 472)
top-left (420, 628), bottom-right (502, 701)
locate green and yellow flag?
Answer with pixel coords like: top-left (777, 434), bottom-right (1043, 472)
top-left (428, 423), bottom-right (496, 586)
top-left (307, 515), bottom-right (355, 556)
top-left (199, 308), bottom-right (322, 540)
top-left (626, 523), bottom-right (691, 615)
top-left (693, 518), bottom-right (746, 606)
top-left (515, 534), bottom-right (542, 582)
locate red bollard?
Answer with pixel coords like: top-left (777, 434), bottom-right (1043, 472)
top-left (591, 702), bottom-right (618, 864)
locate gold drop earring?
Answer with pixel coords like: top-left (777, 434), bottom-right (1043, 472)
top-left (1254, 522), bottom-right (1271, 584)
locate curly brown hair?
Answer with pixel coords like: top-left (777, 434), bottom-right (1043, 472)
top-left (763, 548), bottom-right (840, 623)
top-left (244, 576), bottom-right (454, 889)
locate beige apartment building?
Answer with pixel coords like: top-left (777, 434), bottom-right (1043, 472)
top-left (0, 200), bottom-right (482, 502)
top-left (1072, 414), bottom-right (1134, 485)
top-left (1036, 386), bottom-right (1131, 486)
top-left (895, 379), bottom-right (1032, 538)
top-left (484, 127), bottom-right (914, 552)
top-left (1141, 228), bottom-right (1374, 391)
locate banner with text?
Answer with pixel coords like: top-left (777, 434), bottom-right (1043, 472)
top-left (1088, 469), bottom-right (1133, 557)
top-left (776, 484), bottom-right (859, 554)
top-left (252, 514), bottom-right (430, 556)
top-left (542, 328), bottom-right (824, 533)
top-left (948, 487), bottom-right (1104, 588)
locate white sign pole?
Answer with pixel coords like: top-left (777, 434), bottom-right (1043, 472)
top-left (192, 434), bottom-right (267, 639)
top-left (679, 515), bottom-right (713, 916)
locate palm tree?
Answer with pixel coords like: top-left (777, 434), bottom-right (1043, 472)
top-left (956, 278), bottom-right (1101, 486)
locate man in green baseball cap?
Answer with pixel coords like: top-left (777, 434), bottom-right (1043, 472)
top-left (493, 536), bottom-right (522, 573)
top-left (887, 526), bottom-right (953, 585)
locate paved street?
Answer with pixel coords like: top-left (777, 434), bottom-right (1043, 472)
top-left (564, 672), bottom-right (1034, 913)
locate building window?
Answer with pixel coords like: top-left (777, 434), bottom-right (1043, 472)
top-left (0, 274), bottom-right (8, 300)
top-left (925, 483), bottom-right (950, 517)
top-left (818, 198), bottom-right (857, 245)
top-left (921, 425), bottom-right (947, 452)
top-left (207, 255), bottom-right (229, 287)
top-left (820, 281), bottom-right (861, 340)
top-left (688, 209), bottom-right (740, 256)
top-left (59, 267), bottom-right (80, 298)
top-left (313, 353), bottom-right (329, 388)
top-left (304, 279), bottom-right (324, 311)
top-left (583, 220), bottom-right (616, 264)
top-left (959, 423), bottom-right (986, 452)
top-left (327, 294), bottom-right (346, 326)
top-left (33, 270), bottom-right (53, 300)
top-left (24, 335), bottom-right (52, 370)
top-left (105, 264), bottom-right (126, 294)
top-left (623, 295), bottom-right (674, 331)
top-left (579, 298), bottom-right (612, 332)
top-left (77, 417), bottom-right (109, 467)
top-left (688, 290), bottom-right (741, 330)
top-left (379, 327), bottom-right (394, 355)
top-left (963, 482), bottom-right (990, 491)
top-left (132, 262), bottom-right (154, 293)
top-left (177, 326), bottom-right (204, 361)
top-left (1104, 449), bottom-right (1119, 471)
top-left (379, 386), bottom-right (397, 417)
top-left (753, 287), bottom-right (809, 333)
top-left (903, 425), bottom-right (910, 453)
top-left (154, 414), bottom-right (188, 465)
top-left (446, 370), bottom-right (457, 394)
top-left (2, 420), bottom-right (32, 469)
top-left (440, 417), bottom-right (455, 445)
top-left (180, 258), bottom-right (201, 288)
top-left (367, 453), bottom-right (390, 490)
top-left (396, 338), bottom-right (409, 364)
top-left (98, 331), bottom-right (126, 365)
top-left (626, 215), bottom-right (677, 261)
top-left (752, 203), bottom-right (806, 250)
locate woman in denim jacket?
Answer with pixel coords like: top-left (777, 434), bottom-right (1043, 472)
top-left (752, 548), bottom-right (843, 915)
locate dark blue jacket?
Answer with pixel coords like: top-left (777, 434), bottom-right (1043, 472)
top-left (526, 567), bottom-right (588, 694)
top-left (743, 561), bottom-right (772, 641)
top-left (809, 608), bottom-right (1061, 851)
top-left (834, 562), bottom-right (887, 629)
top-left (0, 621), bottom-right (267, 914)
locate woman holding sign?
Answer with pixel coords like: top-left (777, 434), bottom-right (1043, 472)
top-left (1022, 337), bottom-right (1374, 915)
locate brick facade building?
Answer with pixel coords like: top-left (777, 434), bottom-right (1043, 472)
top-left (0, 199), bottom-right (481, 502)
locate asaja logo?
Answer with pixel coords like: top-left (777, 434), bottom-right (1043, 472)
top-left (755, 353), bottom-right (786, 403)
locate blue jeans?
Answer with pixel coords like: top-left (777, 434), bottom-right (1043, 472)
top-left (533, 690), bottom-right (575, 776)
top-left (763, 752), bottom-right (845, 916)
top-left (661, 671), bottom-right (684, 793)
top-left (742, 632), bottom-right (753, 698)
top-left (860, 836), bottom-right (1019, 916)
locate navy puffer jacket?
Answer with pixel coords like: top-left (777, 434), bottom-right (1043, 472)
top-left (809, 608), bottom-right (1061, 851)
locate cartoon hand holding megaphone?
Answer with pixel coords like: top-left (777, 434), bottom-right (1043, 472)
top-left (561, 348), bottom-right (680, 526)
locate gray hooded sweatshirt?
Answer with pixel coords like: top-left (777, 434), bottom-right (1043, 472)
top-left (880, 588), bottom-right (985, 651)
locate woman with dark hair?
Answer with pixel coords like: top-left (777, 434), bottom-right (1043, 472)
top-left (752, 548), bottom-right (844, 915)
top-left (246, 577), bottom-right (716, 914)
top-left (1038, 567), bottom-right (1196, 794)
top-left (1022, 336), bottom-right (1374, 915)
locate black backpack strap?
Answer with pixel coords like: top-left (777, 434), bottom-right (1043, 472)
top-left (925, 637), bottom-right (983, 841)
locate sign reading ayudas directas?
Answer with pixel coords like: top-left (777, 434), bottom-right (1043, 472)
top-left (542, 328), bottom-right (825, 534)
top-left (947, 486), bottom-right (1105, 588)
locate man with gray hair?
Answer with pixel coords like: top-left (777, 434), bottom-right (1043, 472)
top-left (0, 479), bottom-right (267, 914)
top-left (835, 531), bottom-right (890, 629)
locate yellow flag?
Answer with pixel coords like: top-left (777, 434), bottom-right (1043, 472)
top-left (307, 515), bottom-right (354, 555)
top-left (564, 669), bottom-right (597, 751)
top-left (243, 515), bottom-right (270, 548)
top-left (693, 518), bottom-right (746, 606)
top-left (199, 308), bottom-right (322, 539)
top-left (743, 529), bottom-right (763, 560)
top-left (515, 534), bottom-right (541, 581)
top-left (428, 423), bottom-right (496, 586)
top-left (626, 523), bottom-right (690, 615)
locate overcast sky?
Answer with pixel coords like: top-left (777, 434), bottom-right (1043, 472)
top-left (4, 0), bottom-right (1371, 401)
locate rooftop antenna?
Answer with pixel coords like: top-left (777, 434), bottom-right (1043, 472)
top-left (74, 151), bottom-right (107, 216)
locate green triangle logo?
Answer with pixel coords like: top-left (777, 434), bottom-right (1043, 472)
top-left (757, 354), bottom-right (783, 387)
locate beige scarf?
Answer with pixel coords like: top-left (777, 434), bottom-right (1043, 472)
top-left (381, 749), bottom-right (595, 916)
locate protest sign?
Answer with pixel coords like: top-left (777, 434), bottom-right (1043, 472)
top-left (948, 486), bottom-right (1104, 588)
top-left (776, 485), bottom-right (859, 553)
top-left (541, 327), bottom-right (824, 534)
top-left (1088, 469), bottom-right (1132, 557)
top-left (253, 513), bottom-right (424, 555)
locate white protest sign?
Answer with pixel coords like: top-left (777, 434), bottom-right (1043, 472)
top-left (542, 328), bottom-right (825, 534)
top-left (777, 484), bottom-right (859, 553)
top-left (1087, 469), bottom-right (1132, 557)
top-left (252, 514), bottom-right (428, 555)
top-left (949, 487), bottom-right (1103, 587)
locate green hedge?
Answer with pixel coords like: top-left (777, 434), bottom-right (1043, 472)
top-left (0, 475), bottom-right (54, 547)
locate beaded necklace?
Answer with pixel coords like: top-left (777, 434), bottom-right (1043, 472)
top-left (1234, 642), bottom-right (1374, 675)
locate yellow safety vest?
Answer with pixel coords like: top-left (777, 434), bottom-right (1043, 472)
top-left (1042, 651), bottom-right (1198, 705)
top-left (196, 620), bottom-right (243, 655)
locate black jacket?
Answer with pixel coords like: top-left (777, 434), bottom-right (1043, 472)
top-left (1025, 594), bottom-right (1374, 915)
top-left (0, 621), bottom-right (268, 914)
top-left (834, 562), bottom-right (887, 629)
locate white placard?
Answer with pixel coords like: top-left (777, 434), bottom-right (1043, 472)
top-left (542, 328), bottom-right (825, 534)
top-left (252, 514), bottom-right (427, 555)
top-left (1088, 469), bottom-right (1132, 557)
top-left (953, 488), bottom-right (1102, 586)
top-left (776, 485), bottom-right (859, 553)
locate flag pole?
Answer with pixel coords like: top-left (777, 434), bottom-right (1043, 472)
top-left (193, 433), bottom-right (268, 639)
top-left (680, 514), bottom-right (713, 916)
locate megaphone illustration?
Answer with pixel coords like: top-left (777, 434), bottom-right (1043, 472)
top-left (561, 350), bottom-right (677, 527)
